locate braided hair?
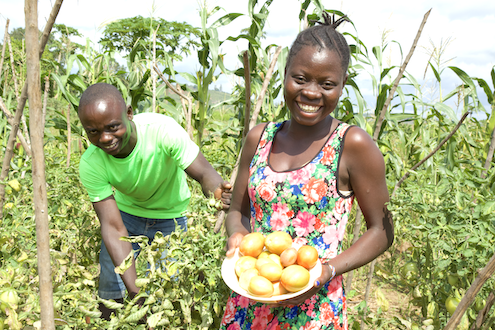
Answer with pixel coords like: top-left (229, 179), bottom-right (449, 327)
top-left (286, 12), bottom-right (351, 74)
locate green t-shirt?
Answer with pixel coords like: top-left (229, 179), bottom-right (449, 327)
top-left (79, 113), bottom-right (199, 218)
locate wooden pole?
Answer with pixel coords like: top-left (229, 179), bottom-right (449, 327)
top-left (25, 0), bottom-right (55, 328)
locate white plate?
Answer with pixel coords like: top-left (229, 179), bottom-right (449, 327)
top-left (221, 248), bottom-right (322, 304)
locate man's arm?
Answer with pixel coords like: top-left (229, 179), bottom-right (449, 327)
top-left (92, 196), bottom-right (140, 297)
top-left (184, 151), bottom-right (232, 208)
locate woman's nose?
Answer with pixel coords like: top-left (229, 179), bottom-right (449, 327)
top-left (301, 82), bottom-right (321, 99)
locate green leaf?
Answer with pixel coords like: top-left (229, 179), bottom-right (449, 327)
top-left (210, 13), bottom-right (243, 29)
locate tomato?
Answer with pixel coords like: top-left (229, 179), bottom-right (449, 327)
top-left (239, 233), bottom-right (265, 258)
top-left (474, 297), bottom-right (485, 312)
top-left (280, 265), bottom-right (310, 292)
top-left (447, 273), bottom-right (459, 287)
top-left (401, 262), bottom-right (419, 283)
top-left (445, 296), bottom-right (460, 315)
top-left (412, 285), bottom-right (421, 299)
top-left (296, 245), bottom-right (319, 269)
top-left (248, 276), bottom-right (274, 297)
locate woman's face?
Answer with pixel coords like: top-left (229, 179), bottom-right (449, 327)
top-left (284, 46), bottom-right (347, 127)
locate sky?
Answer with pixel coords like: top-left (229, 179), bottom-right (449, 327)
top-left (1, 0), bottom-right (494, 119)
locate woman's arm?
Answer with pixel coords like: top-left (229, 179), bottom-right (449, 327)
top-left (279, 126), bottom-right (393, 306)
top-left (329, 126), bottom-right (394, 275)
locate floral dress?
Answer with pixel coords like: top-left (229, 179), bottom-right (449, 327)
top-left (221, 121), bottom-right (355, 330)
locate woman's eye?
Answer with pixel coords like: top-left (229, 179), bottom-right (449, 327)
top-left (294, 76), bottom-right (305, 83)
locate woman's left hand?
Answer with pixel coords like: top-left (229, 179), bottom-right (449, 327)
top-left (269, 263), bottom-right (333, 307)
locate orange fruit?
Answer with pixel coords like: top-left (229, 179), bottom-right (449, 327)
top-left (264, 231), bottom-right (292, 255)
top-left (297, 245), bottom-right (319, 269)
top-left (280, 265), bottom-right (310, 292)
top-left (239, 232), bottom-right (265, 258)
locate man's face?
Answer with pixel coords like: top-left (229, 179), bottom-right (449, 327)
top-left (78, 96), bottom-right (136, 158)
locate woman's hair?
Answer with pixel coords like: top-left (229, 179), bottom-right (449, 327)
top-left (286, 12), bottom-right (351, 73)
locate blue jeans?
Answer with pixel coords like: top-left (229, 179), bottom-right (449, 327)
top-left (98, 211), bottom-right (187, 299)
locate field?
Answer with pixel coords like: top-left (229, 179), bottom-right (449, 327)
top-left (1, 1), bottom-right (494, 329)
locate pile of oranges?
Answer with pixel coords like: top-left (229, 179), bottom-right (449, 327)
top-left (234, 231), bottom-right (319, 298)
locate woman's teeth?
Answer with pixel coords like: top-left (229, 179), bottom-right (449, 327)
top-left (298, 103), bottom-right (320, 113)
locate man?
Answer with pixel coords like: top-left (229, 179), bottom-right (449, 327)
top-left (78, 83), bottom-right (231, 319)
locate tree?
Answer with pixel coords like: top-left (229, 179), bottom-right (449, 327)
top-left (99, 16), bottom-right (201, 61)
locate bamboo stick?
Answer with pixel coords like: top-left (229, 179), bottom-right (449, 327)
top-left (0, 19), bottom-right (9, 82)
top-left (25, 0), bottom-right (56, 328)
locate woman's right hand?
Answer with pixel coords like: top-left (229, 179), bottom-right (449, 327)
top-left (226, 232), bottom-right (246, 257)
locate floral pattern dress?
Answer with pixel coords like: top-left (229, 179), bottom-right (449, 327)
top-left (221, 121), bottom-right (355, 330)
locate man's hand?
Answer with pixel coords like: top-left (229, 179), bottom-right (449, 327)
top-left (214, 181), bottom-right (232, 210)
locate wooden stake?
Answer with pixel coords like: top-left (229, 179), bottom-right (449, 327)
top-left (25, 0), bottom-right (56, 328)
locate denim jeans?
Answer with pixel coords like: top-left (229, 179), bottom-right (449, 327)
top-left (98, 211), bottom-right (187, 299)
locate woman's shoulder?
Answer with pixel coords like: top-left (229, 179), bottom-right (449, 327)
top-left (342, 125), bottom-right (375, 150)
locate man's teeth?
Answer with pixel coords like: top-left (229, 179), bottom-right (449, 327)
top-left (298, 103), bottom-right (320, 113)
top-left (105, 142), bottom-right (117, 149)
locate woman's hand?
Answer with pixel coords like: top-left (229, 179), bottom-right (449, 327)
top-left (270, 263), bottom-right (333, 307)
top-left (226, 232), bottom-right (246, 257)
